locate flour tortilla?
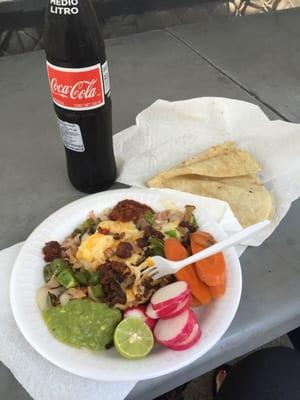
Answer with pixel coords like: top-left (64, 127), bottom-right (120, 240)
top-left (153, 174), bottom-right (273, 227)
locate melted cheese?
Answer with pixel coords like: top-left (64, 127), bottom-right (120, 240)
top-left (76, 220), bottom-right (143, 270)
top-left (125, 288), bottom-right (136, 303)
top-left (98, 220), bottom-right (141, 240)
top-left (123, 253), bottom-right (141, 267)
top-left (76, 233), bottom-right (114, 270)
top-left (138, 257), bottom-right (155, 269)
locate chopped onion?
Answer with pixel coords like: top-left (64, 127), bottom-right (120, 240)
top-left (36, 287), bottom-right (52, 311)
top-left (87, 286), bottom-right (95, 300)
top-left (48, 287), bottom-right (64, 297)
top-left (88, 210), bottom-right (97, 222)
top-left (46, 275), bottom-right (60, 289)
top-left (81, 232), bottom-right (89, 242)
top-left (59, 292), bottom-right (71, 305)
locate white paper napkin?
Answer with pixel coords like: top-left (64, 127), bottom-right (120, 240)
top-left (0, 243), bottom-right (136, 400)
top-left (114, 97), bottom-right (300, 246)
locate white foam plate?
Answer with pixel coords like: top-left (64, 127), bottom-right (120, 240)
top-left (10, 188), bottom-right (242, 381)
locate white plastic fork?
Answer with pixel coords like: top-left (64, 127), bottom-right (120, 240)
top-left (149, 220), bottom-right (270, 279)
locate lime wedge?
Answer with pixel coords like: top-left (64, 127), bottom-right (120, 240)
top-left (114, 318), bottom-right (154, 359)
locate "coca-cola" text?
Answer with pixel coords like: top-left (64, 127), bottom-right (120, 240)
top-left (47, 62), bottom-right (104, 110)
top-left (50, 0), bottom-right (79, 15)
top-left (51, 78), bottom-right (98, 100)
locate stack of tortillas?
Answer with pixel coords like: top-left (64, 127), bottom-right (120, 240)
top-left (147, 142), bottom-right (273, 227)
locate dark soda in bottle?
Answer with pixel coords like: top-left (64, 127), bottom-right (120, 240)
top-left (44, 0), bottom-right (116, 193)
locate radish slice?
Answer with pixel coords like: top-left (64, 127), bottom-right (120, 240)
top-left (124, 305), bottom-right (146, 319)
top-left (151, 281), bottom-right (190, 311)
top-left (145, 303), bottom-right (159, 319)
top-left (168, 323), bottom-right (201, 351)
top-left (145, 316), bottom-right (157, 330)
top-left (154, 309), bottom-right (196, 346)
top-left (124, 305), bottom-right (157, 330)
top-left (159, 295), bottom-right (192, 319)
top-left (146, 294), bottom-right (190, 319)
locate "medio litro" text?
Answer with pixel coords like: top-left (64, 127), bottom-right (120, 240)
top-left (50, 0), bottom-right (79, 15)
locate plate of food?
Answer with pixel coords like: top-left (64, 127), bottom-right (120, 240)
top-left (10, 188), bottom-right (242, 381)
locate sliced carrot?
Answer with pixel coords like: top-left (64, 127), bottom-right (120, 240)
top-left (163, 238), bottom-right (212, 305)
top-left (191, 232), bottom-right (226, 288)
top-left (209, 280), bottom-right (226, 299)
top-left (190, 231), bottom-right (215, 248)
top-left (195, 252), bottom-right (226, 287)
top-left (175, 266), bottom-right (212, 305)
top-left (164, 237), bottom-right (189, 261)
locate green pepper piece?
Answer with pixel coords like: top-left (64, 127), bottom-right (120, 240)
top-left (89, 271), bottom-right (100, 285)
top-left (152, 247), bottom-right (164, 256)
top-left (148, 236), bottom-right (165, 257)
top-left (50, 258), bottom-right (67, 276)
top-left (57, 270), bottom-right (78, 288)
top-left (165, 230), bottom-right (177, 238)
top-left (78, 218), bottom-right (96, 235)
top-left (74, 271), bottom-right (90, 285)
top-left (149, 237), bottom-right (163, 248)
top-left (144, 211), bottom-right (155, 225)
top-left (43, 258), bottom-right (67, 282)
top-left (91, 284), bottom-right (104, 298)
top-left (43, 264), bottom-right (53, 282)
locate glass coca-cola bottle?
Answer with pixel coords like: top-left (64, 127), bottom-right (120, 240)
top-left (44, 0), bottom-right (116, 193)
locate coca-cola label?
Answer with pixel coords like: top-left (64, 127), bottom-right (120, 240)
top-left (47, 61), bottom-right (105, 110)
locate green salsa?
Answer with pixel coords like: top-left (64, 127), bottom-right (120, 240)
top-left (43, 299), bottom-right (122, 351)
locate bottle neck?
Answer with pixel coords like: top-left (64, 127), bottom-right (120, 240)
top-left (48, 0), bottom-right (87, 17)
top-left (45, 0), bottom-right (106, 68)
